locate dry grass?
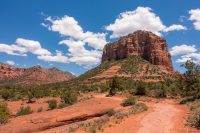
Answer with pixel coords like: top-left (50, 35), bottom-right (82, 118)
top-left (66, 102), bottom-right (148, 133)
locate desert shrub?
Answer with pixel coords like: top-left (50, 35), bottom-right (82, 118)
top-left (61, 91), bottom-right (77, 105)
top-left (16, 106), bottom-right (33, 116)
top-left (113, 111), bottom-right (128, 120)
top-left (0, 102), bottom-right (9, 125)
top-left (191, 100), bottom-right (200, 110)
top-left (87, 115), bottom-right (109, 132)
top-left (57, 103), bottom-right (68, 109)
top-left (47, 99), bottom-right (57, 110)
top-left (180, 96), bottom-right (196, 104)
top-left (155, 89), bottom-right (166, 98)
top-left (27, 89), bottom-right (34, 103)
top-left (68, 125), bottom-right (80, 133)
top-left (0, 89), bottom-right (12, 100)
top-left (37, 107), bottom-right (43, 112)
top-left (135, 83), bottom-right (146, 95)
top-left (128, 103), bottom-right (148, 114)
top-left (121, 96), bottom-right (136, 107)
top-left (187, 108), bottom-right (200, 128)
top-left (106, 109), bottom-right (116, 116)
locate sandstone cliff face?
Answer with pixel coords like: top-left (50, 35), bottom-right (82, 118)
top-left (0, 63), bottom-right (75, 85)
top-left (102, 30), bottom-right (173, 71)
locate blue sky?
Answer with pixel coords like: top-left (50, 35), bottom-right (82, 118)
top-left (0, 0), bottom-right (200, 75)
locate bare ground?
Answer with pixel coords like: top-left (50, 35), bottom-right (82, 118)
top-left (0, 94), bottom-right (199, 133)
top-left (102, 99), bottom-right (199, 133)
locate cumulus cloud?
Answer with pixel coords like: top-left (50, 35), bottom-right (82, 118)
top-left (44, 16), bottom-right (107, 50)
top-left (0, 38), bottom-right (51, 56)
top-left (0, 43), bottom-right (27, 56)
top-left (16, 38), bottom-right (51, 56)
top-left (37, 50), bottom-right (68, 63)
top-left (189, 9), bottom-right (200, 30)
top-left (6, 60), bottom-right (15, 66)
top-left (42, 15), bottom-right (107, 67)
top-left (176, 53), bottom-right (200, 63)
top-left (163, 24), bottom-right (187, 32)
top-left (60, 39), bottom-right (101, 66)
top-left (170, 44), bottom-right (197, 56)
top-left (170, 44), bottom-right (200, 64)
top-left (105, 7), bottom-right (187, 38)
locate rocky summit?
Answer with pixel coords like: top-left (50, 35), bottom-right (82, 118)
top-left (0, 63), bottom-right (75, 85)
top-left (102, 30), bottom-right (173, 71)
top-left (80, 30), bottom-right (174, 83)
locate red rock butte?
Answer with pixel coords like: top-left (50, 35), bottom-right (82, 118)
top-left (102, 30), bottom-right (173, 71)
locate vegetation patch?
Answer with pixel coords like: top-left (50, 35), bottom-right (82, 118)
top-left (16, 106), bottom-right (33, 116)
top-left (0, 102), bottom-right (9, 125)
top-left (66, 102), bottom-right (148, 133)
top-left (61, 91), bottom-right (77, 105)
top-left (190, 100), bottom-right (200, 111)
top-left (37, 107), bottom-right (43, 112)
top-left (179, 96), bottom-right (196, 104)
top-left (57, 103), bottom-right (68, 109)
top-left (187, 108), bottom-right (200, 128)
top-left (119, 56), bottom-right (145, 74)
top-left (47, 99), bottom-right (57, 110)
top-left (121, 96), bottom-right (136, 107)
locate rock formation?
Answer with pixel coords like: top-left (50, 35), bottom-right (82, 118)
top-left (102, 30), bottom-right (173, 71)
top-left (0, 63), bottom-right (75, 85)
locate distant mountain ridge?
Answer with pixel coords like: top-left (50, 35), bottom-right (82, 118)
top-left (0, 63), bottom-right (75, 85)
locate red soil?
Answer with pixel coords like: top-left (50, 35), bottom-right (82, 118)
top-left (7, 97), bottom-right (61, 115)
top-left (0, 94), bottom-right (124, 133)
top-left (102, 99), bottom-right (199, 133)
top-left (0, 94), bottom-right (199, 133)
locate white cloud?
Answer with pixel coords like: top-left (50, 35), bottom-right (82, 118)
top-left (0, 38), bottom-right (51, 56)
top-left (37, 50), bottom-right (68, 63)
top-left (105, 7), bottom-right (186, 38)
top-left (6, 60), bottom-right (15, 66)
top-left (44, 16), bottom-right (107, 50)
top-left (42, 15), bottom-right (107, 67)
top-left (172, 44), bottom-right (200, 64)
top-left (38, 39), bottom-right (102, 67)
top-left (170, 44), bottom-right (197, 56)
top-left (16, 38), bottom-right (51, 56)
top-left (163, 24), bottom-right (187, 32)
top-left (0, 43), bottom-right (27, 56)
top-left (176, 53), bottom-right (200, 63)
top-left (60, 39), bottom-right (101, 66)
top-left (189, 9), bottom-right (200, 30)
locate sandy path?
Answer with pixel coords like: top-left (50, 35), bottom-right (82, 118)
top-left (103, 99), bottom-right (198, 133)
top-left (137, 101), bottom-right (180, 133)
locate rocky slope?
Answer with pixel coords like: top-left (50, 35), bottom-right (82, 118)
top-left (0, 63), bottom-right (75, 85)
top-left (80, 30), bottom-right (174, 83)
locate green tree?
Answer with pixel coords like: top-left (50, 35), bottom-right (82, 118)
top-left (108, 77), bottom-right (120, 96)
top-left (135, 81), bottom-right (146, 95)
top-left (181, 60), bottom-right (200, 97)
top-left (61, 91), bottom-right (77, 105)
top-left (182, 60), bottom-right (200, 85)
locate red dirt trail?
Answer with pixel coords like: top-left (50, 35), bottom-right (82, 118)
top-left (102, 99), bottom-right (199, 133)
